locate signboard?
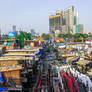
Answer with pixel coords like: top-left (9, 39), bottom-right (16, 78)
top-left (8, 31), bottom-right (16, 38)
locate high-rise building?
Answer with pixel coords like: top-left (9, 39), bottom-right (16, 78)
top-left (76, 24), bottom-right (84, 33)
top-left (74, 12), bottom-right (78, 25)
top-left (30, 29), bottom-right (36, 36)
top-left (12, 25), bottom-right (16, 32)
top-left (49, 6), bottom-right (84, 37)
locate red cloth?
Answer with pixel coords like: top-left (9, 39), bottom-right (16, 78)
top-left (67, 73), bottom-right (75, 84)
top-left (34, 76), bottom-right (42, 92)
top-left (74, 82), bottom-right (78, 92)
top-left (60, 70), bottom-right (67, 79)
top-left (67, 73), bottom-right (78, 92)
top-left (33, 86), bottom-right (36, 92)
top-left (40, 77), bottom-right (42, 86)
top-left (60, 71), bottom-right (72, 92)
top-left (67, 77), bottom-right (72, 92)
top-left (60, 71), bottom-right (78, 92)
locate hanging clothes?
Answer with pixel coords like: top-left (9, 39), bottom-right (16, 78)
top-left (54, 85), bottom-right (60, 92)
top-left (60, 70), bottom-right (68, 92)
top-left (60, 70), bottom-right (73, 92)
top-left (37, 77), bottom-right (42, 92)
top-left (57, 70), bottom-right (64, 90)
top-left (70, 68), bottom-right (92, 92)
top-left (0, 72), bottom-right (4, 85)
top-left (33, 86), bottom-right (36, 92)
top-left (67, 77), bottom-right (72, 92)
top-left (67, 73), bottom-right (78, 92)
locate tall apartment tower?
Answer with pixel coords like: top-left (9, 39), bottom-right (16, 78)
top-left (49, 6), bottom-right (83, 37)
top-left (49, 10), bottom-right (63, 37)
top-left (74, 12), bottom-right (78, 25)
top-left (30, 29), bottom-right (36, 36)
top-left (63, 6), bottom-right (74, 33)
top-left (12, 25), bottom-right (16, 32)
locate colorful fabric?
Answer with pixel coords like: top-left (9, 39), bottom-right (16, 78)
top-left (0, 72), bottom-right (3, 81)
top-left (67, 73), bottom-right (78, 92)
top-left (54, 85), bottom-right (60, 92)
top-left (67, 77), bottom-right (72, 92)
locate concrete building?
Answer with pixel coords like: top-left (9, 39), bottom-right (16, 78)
top-left (30, 29), bottom-right (36, 36)
top-left (49, 6), bottom-right (84, 37)
top-left (12, 25), bottom-right (16, 32)
top-left (74, 12), bottom-right (78, 25)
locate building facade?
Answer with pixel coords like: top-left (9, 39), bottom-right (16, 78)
top-left (31, 29), bottom-right (36, 36)
top-left (12, 25), bottom-right (16, 32)
top-left (49, 6), bottom-right (83, 37)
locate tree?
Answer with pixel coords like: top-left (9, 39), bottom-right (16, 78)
top-left (58, 33), bottom-right (73, 39)
top-left (82, 34), bottom-right (88, 39)
top-left (73, 33), bottom-right (88, 42)
top-left (15, 31), bottom-right (32, 48)
top-left (42, 33), bottom-right (51, 40)
top-left (88, 34), bottom-right (92, 40)
top-left (24, 32), bottom-right (32, 40)
top-left (58, 33), bottom-right (88, 42)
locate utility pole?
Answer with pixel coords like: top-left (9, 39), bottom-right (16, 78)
top-left (0, 25), bottom-right (1, 37)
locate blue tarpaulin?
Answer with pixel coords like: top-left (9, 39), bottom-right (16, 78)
top-left (48, 55), bottom-right (52, 58)
top-left (89, 61), bottom-right (92, 65)
top-left (35, 49), bottom-right (43, 56)
top-left (0, 72), bottom-right (3, 81)
top-left (0, 87), bottom-right (7, 91)
top-left (62, 59), bottom-right (66, 64)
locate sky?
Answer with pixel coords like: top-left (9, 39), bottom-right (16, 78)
top-left (0, 0), bottom-right (92, 34)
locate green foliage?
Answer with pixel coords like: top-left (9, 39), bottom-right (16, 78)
top-left (82, 34), bottom-right (88, 38)
top-left (42, 33), bottom-right (51, 40)
top-left (58, 33), bottom-right (73, 39)
top-left (15, 31), bottom-right (32, 48)
top-left (58, 33), bottom-right (88, 41)
top-left (24, 32), bottom-right (32, 40)
top-left (73, 33), bottom-right (80, 39)
top-left (74, 33), bottom-right (88, 40)
top-left (88, 34), bottom-right (92, 40)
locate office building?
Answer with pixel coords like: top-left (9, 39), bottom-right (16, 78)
top-left (49, 6), bottom-right (84, 37)
top-left (12, 25), bottom-right (16, 32)
top-left (31, 29), bottom-right (36, 36)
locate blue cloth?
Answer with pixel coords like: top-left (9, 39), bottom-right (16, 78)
top-left (0, 72), bottom-right (3, 81)
top-left (51, 43), bottom-right (53, 46)
top-left (48, 55), bottom-right (52, 58)
top-left (53, 40), bottom-right (56, 47)
top-left (89, 61), bottom-right (92, 66)
top-left (62, 59), bottom-right (66, 64)
top-left (54, 43), bottom-right (57, 47)
top-left (35, 49), bottom-right (43, 56)
top-left (39, 49), bottom-right (43, 54)
top-left (0, 87), bottom-right (7, 91)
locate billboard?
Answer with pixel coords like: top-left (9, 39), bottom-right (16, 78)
top-left (8, 31), bottom-right (16, 38)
